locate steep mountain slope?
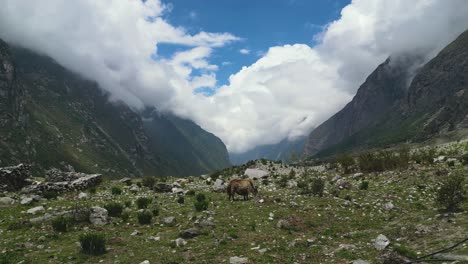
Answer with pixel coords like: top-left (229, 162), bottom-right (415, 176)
top-left (304, 55), bottom-right (419, 156)
top-left (230, 137), bottom-right (306, 165)
top-left (305, 29), bottom-right (468, 157)
top-left (0, 39), bottom-right (230, 176)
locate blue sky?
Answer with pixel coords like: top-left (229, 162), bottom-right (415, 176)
top-left (159, 0), bottom-right (350, 88)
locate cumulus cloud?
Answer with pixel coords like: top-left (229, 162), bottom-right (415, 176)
top-left (239, 49), bottom-right (251, 55)
top-left (0, 0), bottom-right (467, 153)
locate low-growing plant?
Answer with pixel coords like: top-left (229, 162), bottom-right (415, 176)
top-left (336, 154), bottom-right (355, 174)
top-left (124, 200), bottom-right (132, 208)
top-left (79, 233), bottom-right (106, 255)
top-left (120, 212), bottom-right (130, 222)
top-left (88, 186), bottom-right (97, 194)
top-left (137, 211), bottom-right (152, 224)
top-left (311, 177), bottom-right (325, 197)
top-left (278, 174), bottom-right (289, 188)
top-left (43, 190), bottom-right (58, 200)
top-left (151, 207), bottom-right (160, 216)
top-left (142, 176), bottom-right (156, 188)
top-left (104, 202), bottom-right (123, 217)
top-left (186, 190), bottom-right (196, 196)
top-left (194, 193), bottom-right (209, 211)
top-left (111, 186), bottom-right (122, 195)
top-left (393, 244), bottom-right (418, 259)
top-left (136, 197), bottom-right (152, 209)
top-left (136, 182), bottom-right (142, 188)
top-left (52, 215), bottom-right (72, 232)
top-left (359, 181), bottom-right (369, 190)
top-left (7, 221), bottom-right (32, 231)
top-left (436, 173), bottom-right (466, 211)
top-left (177, 196), bottom-right (185, 204)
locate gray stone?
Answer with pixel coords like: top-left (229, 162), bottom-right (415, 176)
top-left (29, 213), bottom-right (54, 224)
top-left (244, 168), bottom-right (268, 179)
top-left (0, 164), bottom-right (31, 192)
top-left (129, 185), bottom-right (140, 192)
top-left (0, 197), bottom-right (15, 206)
top-left (27, 206), bottom-right (45, 215)
top-left (20, 197), bottom-right (34, 205)
top-left (174, 238), bottom-right (187, 247)
top-left (212, 179), bottom-right (225, 192)
top-left (171, 187), bottom-right (184, 194)
top-left (161, 216), bottom-right (176, 226)
top-left (119, 177), bottom-right (132, 183)
top-left (336, 179), bottom-right (353, 189)
top-left (383, 202), bottom-right (395, 211)
top-left (374, 234), bottom-right (390, 250)
top-left (180, 228), bottom-right (203, 238)
top-left (229, 256), bottom-right (248, 264)
top-left (154, 183), bottom-right (172, 193)
top-left (139, 261), bottom-right (150, 264)
top-left (352, 260), bottom-right (370, 264)
top-left (78, 192), bottom-right (88, 199)
top-left (198, 220), bottom-right (215, 228)
top-left (89, 206), bottom-right (109, 225)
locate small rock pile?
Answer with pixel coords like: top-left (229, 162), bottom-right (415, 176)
top-left (0, 163), bottom-right (31, 191)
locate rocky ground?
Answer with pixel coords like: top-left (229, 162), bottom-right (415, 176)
top-left (0, 143), bottom-right (467, 263)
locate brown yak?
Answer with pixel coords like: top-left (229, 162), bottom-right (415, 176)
top-left (227, 178), bottom-right (258, 201)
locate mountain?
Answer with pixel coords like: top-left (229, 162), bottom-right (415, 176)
top-left (0, 39), bottom-right (230, 177)
top-left (229, 137), bottom-right (306, 165)
top-left (304, 29), bottom-right (468, 157)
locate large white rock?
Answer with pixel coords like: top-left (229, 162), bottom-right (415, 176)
top-left (374, 234), bottom-right (390, 250)
top-left (89, 206), bottom-right (109, 225)
top-left (27, 206), bottom-right (45, 215)
top-left (0, 197), bottom-right (15, 206)
top-left (244, 168), bottom-right (268, 179)
top-left (230, 256), bottom-right (248, 264)
top-left (78, 192), bottom-right (88, 199)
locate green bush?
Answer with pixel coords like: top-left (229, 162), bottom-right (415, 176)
top-left (336, 154), bottom-right (355, 174)
top-left (111, 186), bottom-right (122, 195)
top-left (88, 186), bottom-right (97, 194)
top-left (142, 176), bottom-right (156, 189)
top-left (104, 202), bottom-right (123, 217)
top-left (151, 207), bottom-right (159, 217)
top-left (358, 149), bottom-right (409, 173)
top-left (43, 190), bottom-right (58, 200)
top-left (124, 200), bottom-right (132, 208)
top-left (120, 212), bottom-right (130, 222)
top-left (359, 181), bottom-right (369, 190)
top-left (278, 174), bottom-right (288, 188)
top-left (393, 244), bottom-right (418, 259)
top-left (137, 211), bottom-right (152, 225)
top-left (436, 174), bottom-right (466, 211)
top-left (186, 190), bottom-right (196, 196)
top-left (311, 177), bottom-right (325, 197)
top-left (136, 197), bottom-right (152, 209)
top-left (177, 196), bottom-right (185, 204)
top-left (79, 233), bottom-right (106, 255)
top-left (52, 215), bottom-right (72, 232)
top-left (194, 193), bottom-right (209, 211)
top-left (461, 153), bottom-right (468, 165)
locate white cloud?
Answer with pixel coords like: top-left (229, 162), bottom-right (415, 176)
top-left (0, 0), bottom-right (467, 154)
top-left (239, 48), bottom-right (250, 55)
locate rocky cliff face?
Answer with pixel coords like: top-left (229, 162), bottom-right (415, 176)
top-left (304, 29), bottom-right (468, 157)
top-left (0, 40), bottom-right (230, 177)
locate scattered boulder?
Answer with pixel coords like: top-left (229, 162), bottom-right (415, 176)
top-left (172, 187), bottom-right (185, 194)
top-left (119, 177), bottom-right (132, 184)
top-left (154, 183), bottom-right (172, 193)
top-left (212, 179), bottom-right (225, 192)
top-left (20, 197), bottom-right (36, 205)
top-left (129, 185), bottom-right (140, 193)
top-left (244, 168), bottom-right (268, 179)
top-left (383, 202), bottom-right (395, 211)
top-left (0, 196), bottom-right (15, 206)
top-left (139, 261), bottom-right (150, 264)
top-left (197, 220), bottom-right (215, 228)
top-left (174, 238), bottom-right (187, 247)
top-left (161, 216), bottom-right (176, 226)
top-left (0, 164), bottom-right (31, 192)
top-left (78, 192), bottom-right (88, 199)
top-left (377, 250), bottom-right (409, 264)
top-left (27, 206), bottom-right (45, 215)
top-left (336, 179), bottom-right (353, 189)
top-left (374, 234), bottom-right (390, 250)
top-left (276, 216), bottom-right (303, 231)
top-left (45, 168), bottom-right (80, 182)
top-left (89, 206), bottom-right (109, 225)
top-left (180, 228), bottom-right (203, 239)
top-left (352, 260), bottom-right (370, 264)
top-left (229, 256), bottom-right (248, 264)
top-left (22, 173), bottom-right (102, 195)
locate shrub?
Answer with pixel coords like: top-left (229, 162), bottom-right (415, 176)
top-left (359, 181), bottom-right (369, 190)
top-left (278, 174), bottom-right (288, 188)
top-left (104, 202), bottom-right (123, 217)
top-left (79, 233), bottom-right (106, 255)
top-left (124, 180), bottom-right (133, 186)
top-left (461, 153), bottom-right (468, 165)
top-left (124, 200), bottom-right (132, 208)
top-left (120, 212), bottom-right (130, 222)
top-left (142, 176), bottom-right (156, 189)
top-left (111, 186), bottom-right (122, 195)
top-left (177, 196), bottom-right (185, 204)
top-left (194, 193), bottom-right (208, 212)
top-left (136, 182), bottom-right (142, 188)
top-left (136, 197), bottom-right (152, 209)
top-left (336, 154), bottom-right (355, 174)
top-left (186, 190), bottom-right (195, 196)
top-left (289, 169), bottom-right (296, 179)
top-left (151, 207), bottom-right (159, 217)
top-left (7, 221), bottom-right (32, 231)
top-left (447, 160), bottom-right (455, 167)
top-left (137, 211), bottom-right (152, 225)
top-left (311, 177), bottom-right (325, 197)
top-left (393, 244), bottom-right (418, 259)
top-left (436, 174), bottom-right (466, 211)
top-left (43, 190), bottom-right (58, 200)
top-left (88, 186), bottom-right (97, 194)
top-left (52, 215), bottom-right (72, 232)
